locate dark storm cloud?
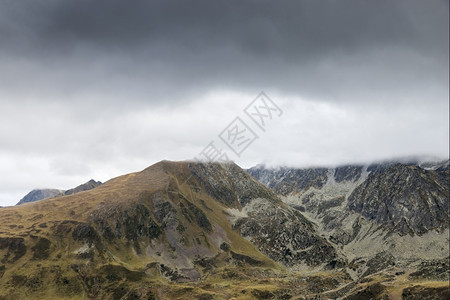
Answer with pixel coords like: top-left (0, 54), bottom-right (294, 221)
top-left (0, 0), bottom-right (447, 105)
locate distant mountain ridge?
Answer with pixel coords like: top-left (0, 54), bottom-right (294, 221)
top-left (16, 189), bottom-right (64, 205)
top-left (16, 179), bottom-right (102, 205)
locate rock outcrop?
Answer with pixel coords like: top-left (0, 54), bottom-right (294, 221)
top-left (347, 163), bottom-right (449, 235)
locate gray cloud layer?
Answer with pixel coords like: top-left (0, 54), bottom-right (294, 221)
top-left (1, 0), bottom-right (447, 103)
top-left (0, 0), bottom-right (448, 206)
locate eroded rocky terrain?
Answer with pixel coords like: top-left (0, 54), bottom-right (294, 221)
top-left (248, 159), bottom-right (450, 297)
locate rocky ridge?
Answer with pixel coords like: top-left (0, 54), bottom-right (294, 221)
top-left (16, 179), bottom-right (102, 205)
top-left (248, 160), bottom-right (449, 278)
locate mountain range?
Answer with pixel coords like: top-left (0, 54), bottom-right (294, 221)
top-left (0, 159), bottom-right (448, 299)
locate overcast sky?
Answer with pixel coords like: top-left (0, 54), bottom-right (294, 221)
top-left (0, 0), bottom-right (448, 206)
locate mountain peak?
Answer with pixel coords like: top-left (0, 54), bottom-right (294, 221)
top-left (16, 188), bottom-right (64, 205)
top-left (16, 179), bottom-right (102, 206)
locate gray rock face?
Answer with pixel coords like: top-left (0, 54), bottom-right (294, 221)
top-left (248, 159), bottom-right (449, 277)
top-left (189, 162), bottom-right (275, 207)
top-left (334, 166), bottom-right (363, 183)
top-left (247, 166), bottom-right (329, 195)
top-left (188, 162), bottom-right (342, 267)
top-left (232, 198), bottom-right (343, 267)
top-left (249, 161), bottom-right (449, 237)
top-left (16, 189), bottom-right (64, 205)
top-left (347, 163), bottom-right (449, 235)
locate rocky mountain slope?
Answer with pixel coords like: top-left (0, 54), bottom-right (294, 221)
top-left (16, 179), bottom-right (102, 206)
top-left (347, 162), bottom-right (448, 236)
top-left (248, 160), bottom-right (449, 279)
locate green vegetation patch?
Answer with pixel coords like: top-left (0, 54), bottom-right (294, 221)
top-left (0, 237), bottom-right (27, 263)
top-left (98, 264), bottom-right (145, 282)
top-left (31, 237), bottom-right (51, 260)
